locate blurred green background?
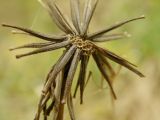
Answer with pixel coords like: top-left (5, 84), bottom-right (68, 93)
top-left (0, 0), bottom-right (160, 120)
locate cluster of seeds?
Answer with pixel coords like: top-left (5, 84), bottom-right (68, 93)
top-left (70, 36), bottom-right (95, 55)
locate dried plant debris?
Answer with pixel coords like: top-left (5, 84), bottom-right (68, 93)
top-left (2, 0), bottom-right (145, 120)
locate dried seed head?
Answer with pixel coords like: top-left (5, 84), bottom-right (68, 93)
top-left (2, 0), bottom-right (145, 120)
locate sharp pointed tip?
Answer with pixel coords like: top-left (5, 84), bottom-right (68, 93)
top-left (9, 48), bottom-right (14, 51)
top-left (140, 74), bottom-right (145, 78)
top-left (1, 23), bottom-right (6, 27)
top-left (73, 95), bottom-right (76, 98)
top-left (110, 87), bottom-right (117, 100)
top-left (80, 100), bottom-right (83, 104)
top-left (1, 23), bottom-right (12, 28)
top-left (16, 55), bottom-right (21, 59)
top-left (113, 93), bottom-right (117, 100)
top-left (9, 47), bottom-right (19, 51)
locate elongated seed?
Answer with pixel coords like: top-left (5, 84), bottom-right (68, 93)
top-left (16, 40), bottom-right (71, 58)
top-left (43, 45), bottom-right (76, 95)
top-left (88, 16), bottom-right (145, 39)
top-left (93, 53), bottom-right (117, 99)
top-left (10, 42), bottom-right (55, 51)
top-left (2, 23), bottom-right (66, 41)
top-left (61, 49), bottom-right (81, 104)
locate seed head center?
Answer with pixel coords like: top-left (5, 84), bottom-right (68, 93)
top-left (70, 36), bottom-right (95, 55)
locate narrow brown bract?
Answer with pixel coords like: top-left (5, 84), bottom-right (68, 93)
top-left (2, 0), bottom-right (145, 120)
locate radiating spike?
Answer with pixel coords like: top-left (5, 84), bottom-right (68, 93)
top-left (61, 49), bottom-right (81, 104)
top-left (96, 46), bottom-right (145, 77)
top-left (41, 92), bottom-right (51, 110)
top-left (84, 71), bottom-right (92, 89)
top-left (34, 92), bottom-right (48, 120)
top-left (88, 15), bottom-right (145, 39)
top-left (54, 3), bottom-right (76, 34)
top-left (70, 0), bottom-right (81, 34)
top-left (73, 81), bottom-right (79, 98)
top-left (55, 72), bottom-right (63, 104)
top-left (91, 33), bottom-right (127, 42)
top-left (52, 71), bottom-right (66, 120)
top-left (44, 51), bottom-right (67, 88)
top-left (81, 0), bottom-right (99, 36)
top-left (94, 44), bottom-right (137, 67)
top-left (43, 45), bottom-right (76, 95)
top-left (40, 0), bottom-right (69, 33)
top-left (73, 55), bottom-right (89, 102)
top-left (93, 53), bottom-right (117, 99)
top-left (40, 0), bottom-right (75, 34)
top-left (67, 94), bottom-right (76, 120)
top-left (46, 101), bottom-right (54, 116)
top-left (43, 105), bottom-right (47, 120)
top-left (16, 40), bottom-right (71, 59)
top-left (9, 42), bottom-right (55, 51)
top-left (74, 71), bottom-right (92, 98)
top-left (82, 0), bottom-right (91, 35)
top-left (2, 23), bottom-right (66, 42)
top-left (52, 72), bottom-right (63, 120)
top-left (98, 54), bottom-right (116, 76)
top-left (34, 91), bottom-right (51, 120)
top-left (51, 83), bottom-right (56, 100)
top-left (29, 47), bottom-right (75, 120)
top-left (79, 56), bottom-right (89, 104)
